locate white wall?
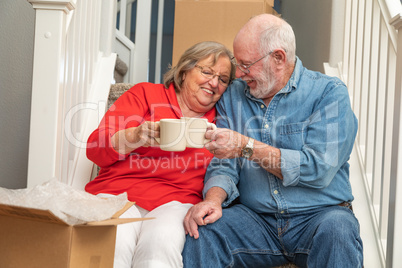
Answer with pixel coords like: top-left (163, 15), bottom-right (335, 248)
top-left (0, 1), bottom-right (34, 189)
top-left (281, 0), bottom-right (332, 73)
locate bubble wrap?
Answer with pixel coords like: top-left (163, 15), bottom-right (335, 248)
top-left (0, 179), bottom-right (129, 225)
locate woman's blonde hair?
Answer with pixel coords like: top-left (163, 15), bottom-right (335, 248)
top-left (163, 41), bottom-right (236, 91)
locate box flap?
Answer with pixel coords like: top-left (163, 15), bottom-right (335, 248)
top-left (85, 217), bottom-right (154, 226)
top-left (111, 201), bottom-right (135, 219)
top-left (0, 203), bottom-right (67, 225)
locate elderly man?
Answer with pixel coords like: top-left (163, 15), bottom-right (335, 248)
top-left (182, 14), bottom-right (363, 268)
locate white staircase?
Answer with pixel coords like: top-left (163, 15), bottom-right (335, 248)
top-left (333, 0), bottom-right (402, 267)
top-left (25, 0), bottom-right (402, 266)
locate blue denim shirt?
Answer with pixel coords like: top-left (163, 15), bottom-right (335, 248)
top-left (204, 57), bottom-right (358, 214)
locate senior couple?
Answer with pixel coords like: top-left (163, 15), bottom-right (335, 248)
top-left (85, 14), bottom-right (363, 268)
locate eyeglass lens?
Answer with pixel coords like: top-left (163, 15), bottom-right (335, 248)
top-left (196, 65), bottom-right (230, 86)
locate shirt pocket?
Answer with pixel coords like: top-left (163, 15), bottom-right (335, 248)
top-left (279, 121), bottom-right (307, 150)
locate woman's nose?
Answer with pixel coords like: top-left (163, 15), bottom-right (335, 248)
top-left (209, 75), bottom-right (220, 87)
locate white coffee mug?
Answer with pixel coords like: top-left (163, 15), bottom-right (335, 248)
top-left (182, 117), bottom-right (217, 148)
top-left (155, 118), bottom-right (216, 151)
top-left (156, 119), bottom-right (187, 151)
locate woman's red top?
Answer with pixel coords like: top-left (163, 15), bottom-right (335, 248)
top-left (85, 82), bottom-right (215, 211)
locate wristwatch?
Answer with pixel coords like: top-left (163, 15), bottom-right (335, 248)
top-left (241, 138), bottom-right (254, 159)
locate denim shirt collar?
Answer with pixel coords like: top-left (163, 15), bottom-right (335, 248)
top-left (244, 56), bottom-right (302, 101)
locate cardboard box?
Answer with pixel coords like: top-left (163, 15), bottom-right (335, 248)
top-left (172, 0), bottom-right (278, 65)
top-left (0, 202), bottom-right (150, 268)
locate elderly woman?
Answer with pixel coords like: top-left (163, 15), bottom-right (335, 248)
top-left (85, 41), bottom-right (235, 268)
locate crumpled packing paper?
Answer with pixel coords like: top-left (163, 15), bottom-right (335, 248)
top-left (0, 179), bottom-right (129, 225)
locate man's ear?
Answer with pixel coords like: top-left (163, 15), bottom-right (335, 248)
top-left (273, 49), bottom-right (286, 64)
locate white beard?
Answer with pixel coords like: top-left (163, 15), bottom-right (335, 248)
top-left (249, 65), bottom-right (277, 99)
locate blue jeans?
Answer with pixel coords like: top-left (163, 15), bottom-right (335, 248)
top-left (183, 204), bottom-right (363, 268)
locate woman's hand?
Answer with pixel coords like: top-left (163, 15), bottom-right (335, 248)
top-left (111, 121), bottom-right (160, 155)
top-left (132, 121), bottom-right (160, 147)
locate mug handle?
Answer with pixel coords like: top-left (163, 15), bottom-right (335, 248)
top-left (207, 122), bottom-right (217, 130)
top-left (204, 123), bottom-right (217, 144)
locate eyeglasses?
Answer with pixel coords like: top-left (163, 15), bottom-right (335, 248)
top-left (195, 65), bottom-right (231, 87)
top-left (233, 49), bottom-right (286, 74)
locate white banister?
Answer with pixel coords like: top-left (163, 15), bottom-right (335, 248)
top-left (115, 0), bottom-right (168, 84)
top-left (115, 0), bottom-right (155, 84)
top-left (27, 0), bottom-right (117, 189)
top-left (29, 0), bottom-right (75, 13)
top-left (132, 0), bottom-right (152, 83)
top-left (341, 0), bottom-right (402, 266)
top-left (119, 0), bottom-right (128, 34)
top-left (115, 29), bottom-right (136, 83)
top-left (27, 0), bottom-right (76, 188)
top-left (386, 0), bottom-right (402, 266)
top-left (154, 0), bottom-right (165, 84)
top-left (100, 0), bottom-right (116, 56)
top-left (386, 0), bottom-right (402, 21)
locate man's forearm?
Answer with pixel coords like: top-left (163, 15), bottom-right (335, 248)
top-left (204, 186), bottom-right (228, 205)
top-left (248, 139), bottom-right (283, 179)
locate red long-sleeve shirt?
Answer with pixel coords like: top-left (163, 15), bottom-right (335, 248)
top-left (85, 82), bottom-right (215, 210)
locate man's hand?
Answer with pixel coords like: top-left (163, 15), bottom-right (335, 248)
top-left (204, 128), bottom-right (247, 159)
top-left (183, 200), bottom-right (222, 239)
top-left (204, 128), bottom-right (283, 179)
top-left (184, 187), bottom-right (227, 239)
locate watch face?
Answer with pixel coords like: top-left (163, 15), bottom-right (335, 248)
top-left (242, 147), bottom-right (253, 158)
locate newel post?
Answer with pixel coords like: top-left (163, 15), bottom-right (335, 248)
top-left (26, 0), bottom-right (76, 188)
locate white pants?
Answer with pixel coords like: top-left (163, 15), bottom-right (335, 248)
top-left (100, 196), bottom-right (192, 268)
